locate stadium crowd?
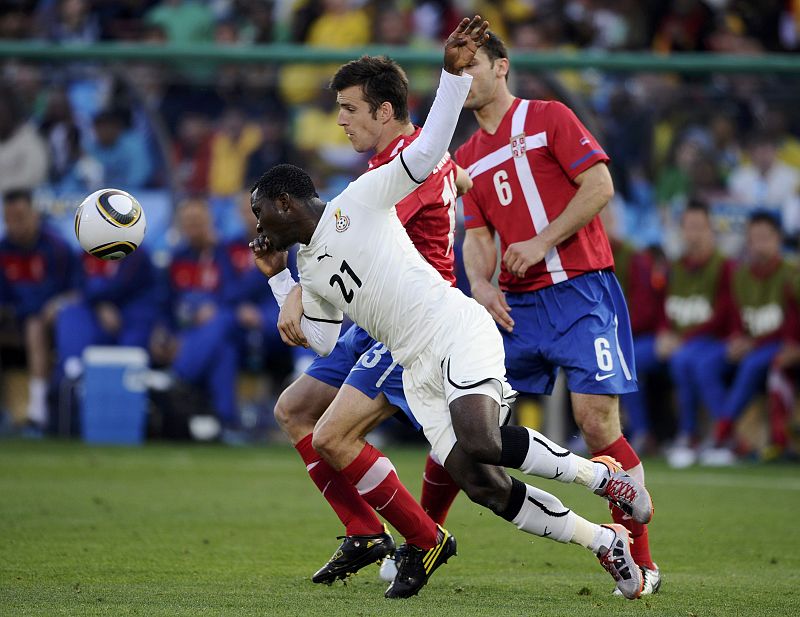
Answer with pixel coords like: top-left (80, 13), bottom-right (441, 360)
top-left (1, 0), bottom-right (799, 463)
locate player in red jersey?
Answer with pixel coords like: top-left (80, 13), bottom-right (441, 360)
top-left (455, 31), bottom-right (660, 595)
top-left (271, 54), bottom-right (469, 591)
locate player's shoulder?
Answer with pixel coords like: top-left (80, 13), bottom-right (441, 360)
top-left (371, 127), bottom-right (422, 168)
top-left (454, 131), bottom-right (483, 166)
top-left (528, 100), bottom-right (580, 136)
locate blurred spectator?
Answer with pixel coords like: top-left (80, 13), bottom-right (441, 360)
top-left (610, 222), bottom-right (668, 451)
top-left (293, 88), bottom-right (364, 183)
top-left (88, 109), bottom-right (153, 190)
top-left (660, 201), bottom-right (734, 468)
top-left (237, 0), bottom-right (275, 44)
top-left (36, 0), bottom-right (101, 44)
top-left (765, 275), bottom-right (800, 459)
top-left (93, 0), bottom-right (160, 41)
top-left (149, 198), bottom-right (241, 431)
top-left (656, 129), bottom-right (712, 209)
top-left (173, 112), bottom-right (212, 195)
top-left (652, 0), bottom-right (715, 52)
top-left (688, 211), bottom-right (796, 466)
top-left (373, 5), bottom-right (410, 46)
top-left (728, 133), bottom-right (800, 240)
top-left (410, 0), bottom-right (460, 43)
top-left (0, 1), bottom-right (36, 39)
top-left (245, 110), bottom-right (299, 187)
top-left (208, 108), bottom-right (262, 197)
top-left (280, 0), bottom-right (371, 105)
top-left (39, 87), bottom-right (102, 192)
top-left (708, 112), bottom-right (742, 179)
top-left (144, 0), bottom-right (214, 43)
top-left (763, 108), bottom-right (800, 170)
top-left (53, 247), bottom-right (160, 380)
top-left (0, 89), bottom-right (48, 194)
top-left (0, 190), bottom-right (78, 433)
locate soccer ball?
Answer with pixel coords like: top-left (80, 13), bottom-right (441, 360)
top-left (74, 188), bottom-right (146, 260)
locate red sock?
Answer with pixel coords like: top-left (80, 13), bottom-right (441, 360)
top-left (295, 434), bottom-right (383, 536)
top-left (713, 419), bottom-right (735, 446)
top-left (341, 443), bottom-right (438, 549)
top-left (592, 435), bottom-right (656, 570)
top-left (420, 453), bottom-right (460, 526)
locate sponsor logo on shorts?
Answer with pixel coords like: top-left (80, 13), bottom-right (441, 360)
top-left (595, 372), bottom-right (616, 382)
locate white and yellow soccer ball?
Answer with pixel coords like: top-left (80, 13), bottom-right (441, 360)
top-left (74, 188), bottom-right (146, 260)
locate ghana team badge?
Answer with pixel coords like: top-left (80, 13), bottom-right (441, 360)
top-left (334, 208), bottom-right (350, 232)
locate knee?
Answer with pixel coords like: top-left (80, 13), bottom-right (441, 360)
top-left (455, 433), bottom-right (502, 464)
top-left (310, 424), bottom-right (339, 461)
top-left (574, 402), bottom-right (619, 442)
top-left (273, 390), bottom-right (316, 442)
top-left (460, 479), bottom-right (509, 514)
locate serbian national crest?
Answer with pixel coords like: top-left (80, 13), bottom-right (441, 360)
top-left (334, 208), bottom-right (350, 232)
top-left (511, 133), bottom-right (527, 158)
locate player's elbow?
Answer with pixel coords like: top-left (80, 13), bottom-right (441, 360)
top-left (591, 166), bottom-right (615, 207)
top-left (599, 179), bottom-right (614, 206)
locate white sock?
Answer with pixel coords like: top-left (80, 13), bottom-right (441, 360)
top-left (519, 428), bottom-right (579, 483)
top-left (573, 458), bottom-right (609, 491)
top-left (571, 516), bottom-right (614, 553)
top-left (27, 377), bottom-right (47, 426)
top-left (511, 483), bottom-right (576, 543)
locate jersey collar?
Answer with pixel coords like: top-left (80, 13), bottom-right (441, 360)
top-left (368, 127), bottom-right (421, 170)
top-left (478, 97), bottom-right (522, 138)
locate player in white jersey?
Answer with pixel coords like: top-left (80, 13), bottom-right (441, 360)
top-left (252, 16), bottom-right (651, 600)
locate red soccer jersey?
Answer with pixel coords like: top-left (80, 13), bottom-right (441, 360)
top-left (455, 98), bottom-right (613, 293)
top-left (368, 127), bottom-right (457, 286)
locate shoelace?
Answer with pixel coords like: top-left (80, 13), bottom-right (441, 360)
top-left (605, 476), bottom-right (637, 506)
top-left (395, 546), bottom-right (424, 582)
top-left (598, 541), bottom-right (626, 581)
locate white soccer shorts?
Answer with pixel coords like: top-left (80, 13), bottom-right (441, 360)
top-left (402, 300), bottom-right (517, 463)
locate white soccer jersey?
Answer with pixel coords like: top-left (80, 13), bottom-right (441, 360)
top-left (296, 156), bottom-right (468, 367)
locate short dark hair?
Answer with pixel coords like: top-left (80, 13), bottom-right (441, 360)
top-left (684, 197), bottom-right (710, 217)
top-left (330, 55), bottom-right (409, 122)
top-left (482, 30), bottom-right (509, 64)
top-left (3, 189), bottom-right (33, 206)
top-left (748, 208), bottom-right (782, 232)
top-left (251, 164), bottom-right (318, 202)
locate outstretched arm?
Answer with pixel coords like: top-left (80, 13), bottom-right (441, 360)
top-left (347, 16), bottom-right (488, 210)
top-left (400, 16), bottom-right (487, 184)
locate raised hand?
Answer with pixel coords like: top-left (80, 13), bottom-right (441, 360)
top-left (250, 234), bottom-right (288, 278)
top-left (443, 15), bottom-right (489, 75)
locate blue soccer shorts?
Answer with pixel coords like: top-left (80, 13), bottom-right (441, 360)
top-left (304, 323), bottom-right (420, 430)
top-left (502, 270), bottom-right (638, 396)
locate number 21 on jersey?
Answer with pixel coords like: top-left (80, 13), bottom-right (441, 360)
top-left (329, 260), bottom-right (362, 303)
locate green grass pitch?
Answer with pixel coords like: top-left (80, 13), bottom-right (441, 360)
top-left (1, 440), bottom-right (799, 616)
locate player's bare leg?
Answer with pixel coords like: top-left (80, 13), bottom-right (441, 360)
top-left (313, 385), bottom-right (455, 598)
top-left (446, 394), bottom-right (651, 522)
top-left (443, 394), bottom-right (642, 599)
top-left (312, 385), bottom-right (396, 467)
top-left (572, 392), bottom-right (659, 594)
top-left (275, 376), bottom-right (393, 583)
top-left (274, 373), bottom-right (338, 444)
